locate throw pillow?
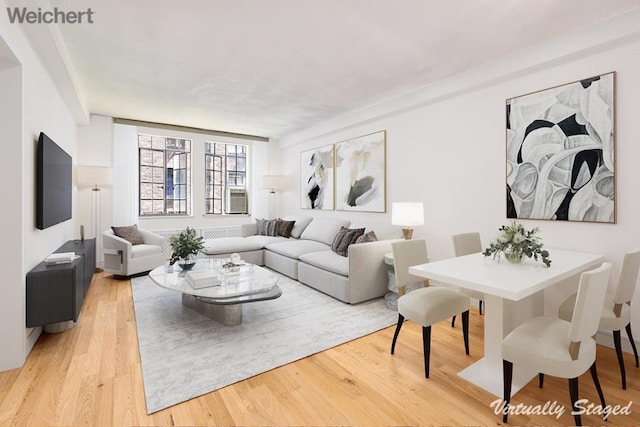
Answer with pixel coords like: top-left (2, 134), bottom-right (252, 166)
top-left (331, 226), bottom-right (365, 257)
top-left (355, 230), bottom-right (378, 244)
top-left (277, 219), bottom-right (296, 238)
top-left (112, 224), bottom-right (144, 245)
top-left (257, 218), bottom-right (279, 236)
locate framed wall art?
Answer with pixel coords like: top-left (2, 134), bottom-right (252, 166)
top-left (335, 130), bottom-right (386, 213)
top-left (300, 144), bottom-right (334, 210)
top-left (506, 71), bottom-right (615, 223)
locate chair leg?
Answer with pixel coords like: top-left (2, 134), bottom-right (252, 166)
top-left (568, 377), bottom-right (582, 427)
top-left (589, 362), bottom-right (608, 421)
top-left (502, 360), bottom-right (513, 423)
top-left (625, 322), bottom-right (639, 368)
top-left (479, 299), bottom-right (483, 315)
top-left (423, 325), bottom-right (431, 378)
top-left (613, 329), bottom-right (627, 389)
top-left (461, 310), bottom-right (469, 355)
top-left (539, 373), bottom-right (544, 388)
top-left (390, 314), bottom-right (404, 355)
top-left (451, 315), bottom-right (456, 328)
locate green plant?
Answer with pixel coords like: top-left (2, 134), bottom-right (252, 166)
top-left (169, 227), bottom-right (204, 265)
top-left (482, 221), bottom-right (551, 267)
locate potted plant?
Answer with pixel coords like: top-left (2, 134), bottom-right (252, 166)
top-left (482, 221), bottom-right (551, 267)
top-left (169, 227), bottom-right (204, 270)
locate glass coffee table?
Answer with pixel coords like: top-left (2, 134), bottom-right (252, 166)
top-left (148, 259), bottom-right (281, 326)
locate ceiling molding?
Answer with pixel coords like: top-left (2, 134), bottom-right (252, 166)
top-left (113, 118), bottom-right (269, 142)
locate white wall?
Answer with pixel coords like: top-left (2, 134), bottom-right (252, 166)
top-left (0, 4), bottom-right (80, 371)
top-left (277, 15), bottom-right (640, 348)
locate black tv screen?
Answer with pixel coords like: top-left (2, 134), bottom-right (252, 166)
top-left (37, 132), bottom-right (72, 230)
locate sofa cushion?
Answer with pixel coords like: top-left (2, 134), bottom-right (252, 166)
top-left (299, 250), bottom-right (349, 276)
top-left (300, 217), bottom-right (350, 245)
top-left (256, 218), bottom-right (279, 236)
top-left (331, 226), bottom-right (365, 257)
top-left (112, 224), bottom-right (144, 245)
top-left (265, 240), bottom-right (331, 259)
top-left (277, 219), bottom-right (296, 238)
top-left (281, 215), bottom-right (313, 238)
top-left (202, 235), bottom-right (286, 255)
top-left (131, 244), bottom-right (163, 259)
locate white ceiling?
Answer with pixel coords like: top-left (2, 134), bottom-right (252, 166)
top-left (37, 0), bottom-right (640, 139)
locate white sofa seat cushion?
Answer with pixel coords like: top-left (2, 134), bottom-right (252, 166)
top-left (299, 250), bottom-right (349, 277)
top-left (131, 244), bottom-right (163, 259)
top-left (265, 240), bottom-right (330, 259)
top-left (202, 236), bottom-right (287, 255)
top-left (300, 217), bottom-right (350, 245)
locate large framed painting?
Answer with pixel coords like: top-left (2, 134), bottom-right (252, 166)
top-left (335, 130), bottom-right (386, 212)
top-left (506, 72), bottom-right (615, 223)
top-left (301, 144), bottom-right (334, 210)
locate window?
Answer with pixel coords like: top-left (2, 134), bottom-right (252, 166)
top-left (138, 134), bottom-right (191, 216)
top-left (205, 142), bottom-right (248, 214)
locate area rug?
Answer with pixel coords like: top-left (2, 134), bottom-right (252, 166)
top-left (130, 272), bottom-right (396, 414)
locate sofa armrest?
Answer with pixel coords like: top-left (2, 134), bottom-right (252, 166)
top-left (102, 231), bottom-right (133, 253)
top-left (241, 223), bottom-right (257, 237)
top-left (347, 239), bottom-right (400, 303)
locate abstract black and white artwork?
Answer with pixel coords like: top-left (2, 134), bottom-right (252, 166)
top-left (335, 131), bottom-right (386, 213)
top-left (301, 144), bottom-right (334, 210)
top-left (506, 72), bottom-right (615, 223)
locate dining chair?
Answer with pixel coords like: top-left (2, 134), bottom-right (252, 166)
top-left (558, 248), bottom-right (640, 389)
top-left (451, 232), bottom-right (485, 328)
top-left (390, 239), bottom-right (470, 378)
top-left (501, 262), bottom-right (612, 426)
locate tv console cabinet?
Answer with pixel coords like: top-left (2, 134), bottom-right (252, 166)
top-left (26, 238), bottom-right (96, 332)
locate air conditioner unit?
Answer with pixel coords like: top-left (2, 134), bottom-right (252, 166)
top-left (227, 188), bottom-right (248, 214)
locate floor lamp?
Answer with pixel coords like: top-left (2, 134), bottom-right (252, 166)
top-left (77, 166), bottom-right (113, 271)
top-left (260, 175), bottom-right (286, 218)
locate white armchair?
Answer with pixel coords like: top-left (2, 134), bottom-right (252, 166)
top-left (103, 228), bottom-right (166, 276)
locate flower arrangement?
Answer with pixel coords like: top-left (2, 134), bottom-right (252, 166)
top-left (482, 221), bottom-right (551, 267)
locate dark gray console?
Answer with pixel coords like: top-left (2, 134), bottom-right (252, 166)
top-left (26, 238), bottom-right (96, 329)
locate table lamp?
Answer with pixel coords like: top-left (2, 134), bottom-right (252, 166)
top-left (391, 202), bottom-right (424, 239)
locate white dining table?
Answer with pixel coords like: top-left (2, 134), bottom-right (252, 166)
top-left (408, 248), bottom-right (604, 397)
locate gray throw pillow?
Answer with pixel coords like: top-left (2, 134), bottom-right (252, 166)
top-left (277, 219), bottom-right (296, 238)
top-left (331, 226), bottom-right (365, 257)
top-left (256, 218), bottom-right (279, 236)
top-left (112, 224), bottom-right (144, 245)
top-left (355, 230), bottom-right (378, 244)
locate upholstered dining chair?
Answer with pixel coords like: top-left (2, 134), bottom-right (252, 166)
top-left (502, 262), bottom-right (612, 426)
top-left (451, 232), bottom-right (485, 327)
top-left (558, 248), bottom-right (640, 389)
top-left (390, 239), bottom-right (470, 378)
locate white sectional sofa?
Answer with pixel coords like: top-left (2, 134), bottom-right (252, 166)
top-left (201, 215), bottom-right (393, 304)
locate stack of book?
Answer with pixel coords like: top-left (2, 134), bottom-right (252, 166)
top-left (45, 252), bottom-right (76, 265)
top-left (185, 269), bottom-right (222, 289)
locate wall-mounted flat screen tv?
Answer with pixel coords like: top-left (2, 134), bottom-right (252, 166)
top-left (37, 132), bottom-right (72, 230)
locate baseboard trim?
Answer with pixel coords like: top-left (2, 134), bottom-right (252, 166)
top-left (596, 329), bottom-right (638, 354)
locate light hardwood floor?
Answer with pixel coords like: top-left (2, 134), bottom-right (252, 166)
top-left (0, 272), bottom-right (638, 426)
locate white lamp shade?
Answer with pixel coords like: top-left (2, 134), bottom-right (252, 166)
top-left (391, 202), bottom-right (424, 226)
top-left (77, 166), bottom-right (113, 188)
top-left (260, 175), bottom-right (286, 191)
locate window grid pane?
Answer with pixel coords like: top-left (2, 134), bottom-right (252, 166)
top-left (138, 134), bottom-right (192, 216)
top-left (204, 142), bottom-right (248, 214)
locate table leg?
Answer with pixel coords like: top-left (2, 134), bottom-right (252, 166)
top-left (182, 294), bottom-right (242, 326)
top-left (457, 293), bottom-right (543, 397)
